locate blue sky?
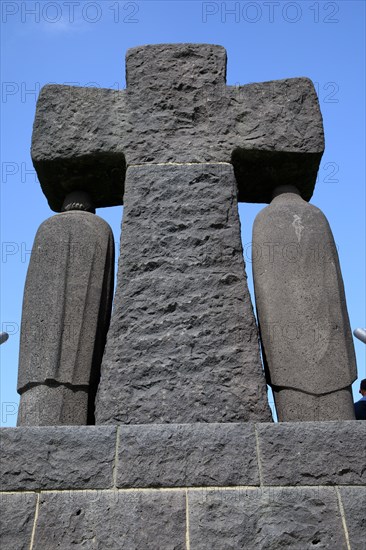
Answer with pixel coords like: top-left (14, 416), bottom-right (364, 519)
top-left (1, 0), bottom-right (365, 425)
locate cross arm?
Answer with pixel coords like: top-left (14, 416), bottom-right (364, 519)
top-left (228, 77), bottom-right (325, 202)
top-left (31, 45), bottom-right (324, 209)
top-left (31, 84), bottom-right (128, 212)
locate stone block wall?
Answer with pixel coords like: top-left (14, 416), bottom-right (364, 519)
top-left (1, 422), bottom-right (365, 549)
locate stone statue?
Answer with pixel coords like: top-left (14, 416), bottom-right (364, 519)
top-left (252, 185), bottom-right (357, 421)
top-left (27, 44), bottom-right (346, 424)
top-left (17, 191), bottom-right (114, 425)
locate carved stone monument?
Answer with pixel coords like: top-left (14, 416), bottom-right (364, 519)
top-left (252, 185), bottom-right (357, 421)
top-left (1, 44), bottom-right (364, 550)
top-left (30, 44), bottom-right (324, 424)
top-left (17, 191), bottom-right (114, 425)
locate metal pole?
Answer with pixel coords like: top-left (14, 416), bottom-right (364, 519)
top-left (353, 328), bottom-right (366, 344)
top-left (0, 332), bottom-right (9, 345)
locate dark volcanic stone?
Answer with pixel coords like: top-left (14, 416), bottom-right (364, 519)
top-left (125, 43), bottom-right (227, 91)
top-left (17, 211), bottom-right (114, 425)
top-left (252, 189), bottom-right (357, 421)
top-left (17, 384), bottom-right (90, 426)
top-left (0, 426), bottom-right (116, 491)
top-left (117, 423), bottom-right (259, 487)
top-left (257, 421), bottom-right (366, 486)
top-left (31, 85), bottom-right (126, 212)
top-left (33, 490), bottom-right (186, 550)
top-left (31, 44), bottom-right (324, 209)
top-left (96, 163), bottom-right (271, 424)
top-left (188, 487), bottom-right (347, 549)
top-left (18, 212), bottom-right (114, 390)
top-left (339, 487), bottom-right (366, 550)
top-left (0, 493), bottom-right (37, 550)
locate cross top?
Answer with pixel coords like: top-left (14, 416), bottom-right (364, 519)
top-left (125, 43), bottom-right (227, 91)
top-left (31, 43), bottom-right (324, 212)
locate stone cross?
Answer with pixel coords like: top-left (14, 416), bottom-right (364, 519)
top-left (31, 44), bottom-right (324, 423)
top-left (32, 44), bottom-right (323, 209)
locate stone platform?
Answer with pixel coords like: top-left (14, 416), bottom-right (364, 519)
top-left (1, 422), bottom-right (365, 549)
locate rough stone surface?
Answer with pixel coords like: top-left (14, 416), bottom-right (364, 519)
top-left (17, 211), bottom-right (114, 425)
top-left (0, 493), bottom-right (37, 550)
top-left (271, 386), bottom-right (355, 422)
top-left (31, 85), bottom-right (126, 212)
top-left (33, 491), bottom-right (186, 549)
top-left (339, 487), bottom-right (366, 550)
top-left (31, 44), bottom-right (324, 210)
top-left (0, 426), bottom-right (116, 491)
top-left (117, 423), bottom-right (259, 487)
top-left (96, 164), bottom-right (271, 424)
top-left (252, 189), bottom-right (357, 421)
top-left (1, 423), bottom-right (364, 549)
top-left (188, 487), bottom-right (347, 549)
top-left (257, 422), bottom-right (366, 486)
top-left (17, 384), bottom-right (89, 426)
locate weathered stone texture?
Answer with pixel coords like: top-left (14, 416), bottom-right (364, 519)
top-left (188, 487), bottom-right (347, 549)
top-left (339, 487), bottom-right (366, 550)
top-left (18, 212), bottom-right (114, 390)
top-left (31, 85), bottom-right (126, 212)
top-left (17, 384), bottom-right (89, 426)
top-left (271, 387), bottom-right (355, 422)
top-left (0, 423), bottom-right (364, 549)
top-left (253, 191), bottom-right (356, 395)
top-left (257, 422), bottom-right (366, 486)
top-left (2, 423), bottom-right (364, 493)
top-left (0, 493), bottom-right (37, 550)
top-left (117, 423), bottom-right (259, 487)
top-left (31, 44), bottom-right (324, 210)
top-left (0, 427), bottom-right (116, 491)
top-left (96, 164), bottom-right (271, 424)
top-left (32, 491), bottom-right (186, 550)
top-left (253, 189), bottom-right (356, 421)
top-left (17, 211), bottom-right (114, 425)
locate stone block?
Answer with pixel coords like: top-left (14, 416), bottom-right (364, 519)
top-left (0, 493), bottom-right (37, 550)
top-left (117, 423), bottom-right (259, 488)
top-left (31, 85), bottom-right (126, 212)
top-left (257, 422), bottom-right (366, 485)
top-left (339, 487), bottom-right (366, 550)
top-left (0, 426), bottom-right (116, 491)
top-left (125, 43), bottom-right (227, 90)
top-left (188, 487), bottom-right (347, 549)
top-left (32, 490), bottom-right (186, 549)
top-left (96, 164), bottom-right (271, 424)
